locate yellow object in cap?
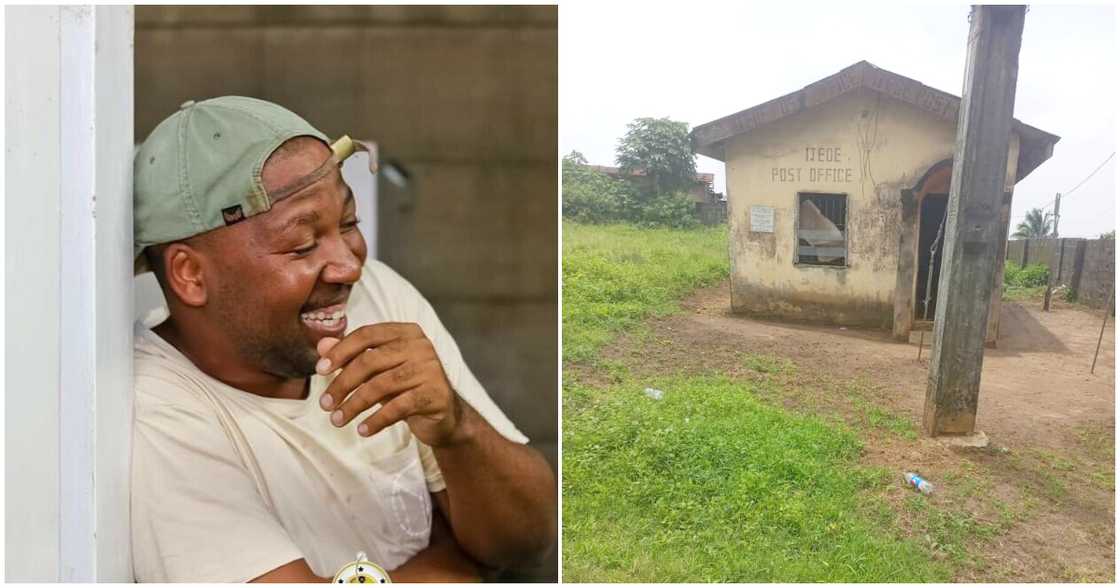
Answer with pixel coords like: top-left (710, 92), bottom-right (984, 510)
top-left (331, 135), bottom-right (357, 161)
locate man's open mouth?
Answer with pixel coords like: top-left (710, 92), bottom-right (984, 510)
top-left (300, 302), bottom-right (348, 336)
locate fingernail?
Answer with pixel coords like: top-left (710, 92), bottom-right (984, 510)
top-left (358, 424), bottom-right (369, 436)
top-left (317, 336), bottom-right (340, 355)
top-left (319, 394), bottom-right (333, 410)
top-left (331, 410), bottom-right (344, 426)
top-left (316, 358), bottom-right (331, 374)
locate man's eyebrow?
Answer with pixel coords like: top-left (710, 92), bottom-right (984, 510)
top-left (276, 185), bottom-right (354, 234)
top-left (277, 210), bottom-right (321, 233)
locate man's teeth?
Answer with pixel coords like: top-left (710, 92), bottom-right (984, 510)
top-left (301, 310), bottom-right (345, 326)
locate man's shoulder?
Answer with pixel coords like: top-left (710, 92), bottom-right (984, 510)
top-left (357, 258), bottom-right (420, 297)
top-left (132, 326), bottom-right (221, 419)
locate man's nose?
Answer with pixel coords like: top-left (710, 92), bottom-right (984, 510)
top-left (320, 235), bottom-right (363, 284)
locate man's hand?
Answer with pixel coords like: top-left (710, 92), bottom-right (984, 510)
top-left (315, 323), bottom-right (467, 447)
top-left (316, 322), bottom-right (556, 571)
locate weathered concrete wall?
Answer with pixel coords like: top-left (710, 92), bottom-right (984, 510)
top-left (696, 201), bottom-right (727, 225)
top-left (1080, 239), bottom-right (1116, 309)
top-left (1054, 238), bottom-right (1085, 284)
top-left (1007, 237), bottom-right (1079, 276)
top-left (1005, 237), bottom-right (1116, 311)
top-left (1024, 238), bottom-right (1058, 268)
top-left (1006, 238), bottom-right (1026, 266)
top-left (135, 8), bottom-right (558, 577)
top-left (723, 87), bottom-right (1020, 329)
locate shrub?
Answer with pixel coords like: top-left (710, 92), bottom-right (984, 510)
top-left (562, 158), bottom-right (631, 224)
top-left (562, 156), bottom-right (699, 228)
top-left (1003, 261), bottom-right (1049, 288)
top-left (629, 190), bottom-right (698, 229)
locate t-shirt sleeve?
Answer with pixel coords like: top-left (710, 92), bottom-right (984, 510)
top-left (364, 260), bottom-right (530, 445)
top-left (131, 387), bottom-right (305, 582)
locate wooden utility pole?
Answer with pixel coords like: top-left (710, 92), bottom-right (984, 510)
top-left (924, 5), bottom-right (1026, 438)
top-left (1091, 282), bottom-right (1114, 374)
top-left (1043, 192), bottom-right (1061, 311)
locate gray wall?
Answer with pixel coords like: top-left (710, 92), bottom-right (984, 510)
top-left (135, 5), bottom-right (557, 578)
top-left (1080, 239), bottom-right (1116, 309)
top-left (1006, 237), bottom-right (1115, 310)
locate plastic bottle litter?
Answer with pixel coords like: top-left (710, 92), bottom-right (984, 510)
top-left (643, 387), bottom-right (664, 401)
top-left (904, 472), bottom-right (935, 495)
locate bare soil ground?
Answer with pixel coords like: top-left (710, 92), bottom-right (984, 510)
top-left (589, 282), bottom-right (1115, 582)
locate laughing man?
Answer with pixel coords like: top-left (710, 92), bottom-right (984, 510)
top-left (130, 97), bottom-right (556, 582)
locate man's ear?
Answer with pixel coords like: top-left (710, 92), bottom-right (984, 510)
top-left (163, 243), bottom-right (208, 307)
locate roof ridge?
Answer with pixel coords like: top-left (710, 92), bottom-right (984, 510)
top-left (690, 61), bottom-right (1059, 182)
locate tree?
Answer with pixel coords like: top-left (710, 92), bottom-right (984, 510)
top-left (562, 151), bottom-right (630, 224)
top-left (1012, 207), bottom-right (1054, 239)
top-left (564, 150), bottom-right (588, 166)
top-left (1099, 230), bottom-right (1115, 240)
top-left (615, 117), bottom-right (697, 199)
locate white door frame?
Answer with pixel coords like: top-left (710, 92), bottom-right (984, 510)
top-left (4, 5), bottom-right (135, 581)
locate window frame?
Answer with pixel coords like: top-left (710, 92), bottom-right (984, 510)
top-left (793, 191), bottom-right (850, 269)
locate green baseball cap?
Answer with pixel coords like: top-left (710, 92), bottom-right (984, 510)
top-left (133, 96), bottom-right (330, 273)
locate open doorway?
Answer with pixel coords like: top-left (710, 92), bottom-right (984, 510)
top-left (915, 194), bottom-right (949, 320)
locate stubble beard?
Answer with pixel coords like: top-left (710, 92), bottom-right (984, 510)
top-left (213, 285), bottom-right (318, 380)
top-left (238, 321), bottom-right (318, 379)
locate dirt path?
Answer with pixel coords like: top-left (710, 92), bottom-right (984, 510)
top-left (592, 281), bottom-right (1115, 582)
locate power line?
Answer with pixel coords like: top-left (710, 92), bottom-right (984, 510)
top-left (1011, 151), bottom-right (1116, 221)
top-left (1061, 151), bottom-right (1115, 198)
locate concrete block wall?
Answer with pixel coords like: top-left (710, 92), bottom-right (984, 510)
top-left (135, 6), bottom-right (558, 577)
top-left (696, 201), bottom-right (727, 225)
top-left (1028, 238), bottom-right (1058, 268)
top-left (1080, 239), bottom-right (1116, 310)
top-left (1054, 238), bottom-right (1085, 284)
top-left (1006, 237), bottom-right (1115, 310)
top-left (1006, 239), bottom-right (1026, 266)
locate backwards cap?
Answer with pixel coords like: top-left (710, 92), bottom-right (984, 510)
top-left (133, 96), bottom-right (329, 273)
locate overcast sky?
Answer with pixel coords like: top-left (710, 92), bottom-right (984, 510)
top-left (560, 3), bottom-right (1116, 238)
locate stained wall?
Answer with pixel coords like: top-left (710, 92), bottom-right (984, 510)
top-left (723, 87), bottom-right (1020, 332)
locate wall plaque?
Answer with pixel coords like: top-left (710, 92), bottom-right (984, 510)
top-left (750, 205), bottom-right (775, 233)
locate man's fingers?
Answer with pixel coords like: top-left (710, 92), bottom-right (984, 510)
top-left (316, 336), bottom-right (340, 356)
top-left (319, 344), bottom-right (408, 411)
top-left (315, 322), bottom-right (422, 375)
top-left (329, 363), bottom-right (426, 427)
top-left (356, 389), bottom-right (422, 438)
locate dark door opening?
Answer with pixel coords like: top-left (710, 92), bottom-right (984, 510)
top-left (915, 194), bottom-right (949, 320)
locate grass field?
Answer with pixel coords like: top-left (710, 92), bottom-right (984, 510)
top-left (562, 222), bottom-right (729, 362)
top-left (562, 221), bottom-right (953, 582)
top-left (563, 374), bottom-right (951, 582)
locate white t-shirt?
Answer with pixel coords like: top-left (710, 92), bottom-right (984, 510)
top-left (131, 259), bottom-right (528, 582)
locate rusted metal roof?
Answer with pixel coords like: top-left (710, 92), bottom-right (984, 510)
top-left (690, 60), bottom-right (1060, 182)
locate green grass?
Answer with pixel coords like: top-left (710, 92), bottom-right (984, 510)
top-left (561, 223), bottom-right (1017, 581)
top-left (742, 352), bottom-right (796, 375)
top-left (901, 495), bottom-right (1002, 567)
top-left (865, 406), bottom-right (920, 440)
top-left (1002, 285), bottom-right (1045, 302)
top-left (563, 374), bottom-right (952, 582)
top-left (563, 221), bottom-right (729, 362)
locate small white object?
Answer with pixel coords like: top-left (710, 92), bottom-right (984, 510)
top-left (644, 387), bottom-right (664, 401)
top-left (904, 472), bottom-right (935, 495)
